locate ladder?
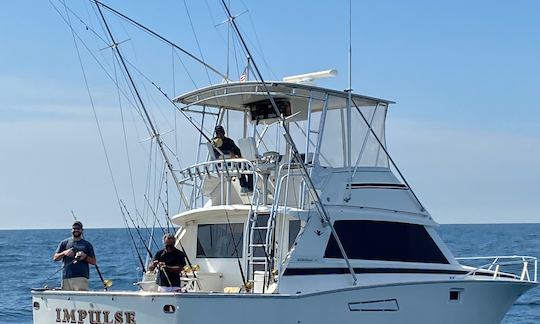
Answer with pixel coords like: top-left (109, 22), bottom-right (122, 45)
top-left (246, 192), bottom-right (277, 292)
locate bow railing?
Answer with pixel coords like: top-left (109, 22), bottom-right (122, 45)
top-left (456, 255), bottom-right (537, 282)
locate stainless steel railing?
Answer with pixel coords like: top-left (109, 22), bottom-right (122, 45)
top-left (456, 255), bottom-right (538, 282)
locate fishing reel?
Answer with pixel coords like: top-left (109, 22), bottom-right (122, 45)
top-left (182, 264), bottom-right (200, 273)
top-left (102, 279), bottom-right (113, 288)
top-left (242, 282), bottom-right (253, 293)
top-left (73, 251), bottom-right (84, 263)
top-left (212, 137), bottom-right (223, 148)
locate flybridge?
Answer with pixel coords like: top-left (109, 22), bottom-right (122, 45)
top-left (175, 81), bottom-right (393, 169)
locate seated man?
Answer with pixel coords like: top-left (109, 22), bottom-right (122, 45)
top-left (149, 233), bottom-right (187, 292)
top-left (212, 125), bottom-right (253, 192)
top-left (212, 125), bottom-right (241, 158)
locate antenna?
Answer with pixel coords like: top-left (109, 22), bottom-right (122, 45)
top-left (282, 69), bottom-right (337, 84)
top-left (345, 0), bottom-right (353, 202)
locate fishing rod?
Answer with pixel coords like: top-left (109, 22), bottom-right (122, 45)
top-left (43, 258), bottom-right (77, 287)
top-left (44, 252), bottom-right (87, 287)
top-left (224, 209), bottom-right (249, 291)
top-left (144, 194), bottom-right (167, 236)
top-left (43, 254), bottom-right (112, 291)
top-left (146, 80), bottom-right (238, 186)
top-left (68, 210), bottom-right (113, 290)
top-left (120, 200), bottom-right (154, 259)
top-left (164, 171), bottom-right (170, 233)
top-left (157, 262), bottom-right (173, 288)
top-left (124, 198), bottom-right (161, 250)
top-left (94, 264), bottom-right (112, 290)
top-left (145, 194), bottom-right (201, 289)
top-left (118, 201), bottom-right (147, 273)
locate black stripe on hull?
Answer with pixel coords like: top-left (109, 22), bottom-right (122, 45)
top-left (347, 183), bottom-right (408, 190)
top-left (282, 267), bottom-right (518, 279)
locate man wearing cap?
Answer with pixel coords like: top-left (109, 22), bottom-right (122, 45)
top-left (148, 233), bottom-right (188, 292)
top-left (213, 125), bottom-right (253, 192)
top-left (212, 125), bottom-right (242, 158)
top-left (53, 221), bottom-right (96, 291)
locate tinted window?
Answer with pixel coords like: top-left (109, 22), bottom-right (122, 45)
top-left (324, 220), bottom-right (448, 264)
top-left (196, 223), bottom-right (244, 258)
top-left (288, 220), bottom-right (301, 249)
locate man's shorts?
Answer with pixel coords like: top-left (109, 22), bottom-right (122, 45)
top-left (62, 277), bottom-right (89, 291)
top-left (157, 286), bottom-right (183, 292)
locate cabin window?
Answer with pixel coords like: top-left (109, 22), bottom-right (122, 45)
top-left (196, 223), bottom-right (244, 258)
top-left (288, 220), bottom-right (301, 249)
top-left (324, 220), bottom-right (449, 264)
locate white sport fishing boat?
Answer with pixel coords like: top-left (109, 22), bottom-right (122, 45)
top-left (32, 2), bottom-right (537, 324)
top-left (32, 79), bottom-right (538, 323)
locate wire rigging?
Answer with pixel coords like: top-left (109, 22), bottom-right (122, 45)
top-left (49, 0), bottom-right (151, 135)
top-left (182, 0), bottom-right (212, 84)
top-left (93, 0), bottom-right (230, 82)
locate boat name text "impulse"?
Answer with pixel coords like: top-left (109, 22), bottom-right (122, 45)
top-left (55, 308), bottom-right (136, 324)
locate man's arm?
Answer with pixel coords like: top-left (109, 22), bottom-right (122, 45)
top-left (53, 241), bottom-right (73, 261)
top-left (232, 141), bottom-right (242, 158)
top-left (74, 251), bottom-right (97, 265)
top-left (148, 260), bottom-right (160, 271)
top-left (53, 248), bottom-right (73, 261)
top-left (75, 241), bottom-right (97, 265)
top-left (148, 251), bottom-right (161, 271)
top-left (84, 255), bottom-right (97, 265)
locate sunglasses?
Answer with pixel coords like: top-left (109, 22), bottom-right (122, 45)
top-left (72, 227), bottom-right (82, 230)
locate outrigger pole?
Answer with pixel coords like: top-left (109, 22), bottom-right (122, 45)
top-left (94, 1), bottom-right (187, 210)
top-left (219, 0), bottom-right (358, 286)
top-left (94, 0), bottom-right (250, 288)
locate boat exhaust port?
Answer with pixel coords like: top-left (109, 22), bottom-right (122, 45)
top-left (33, 301), bottom-right (40, 310)
top-left (163, 305), bottom-right (176, 313)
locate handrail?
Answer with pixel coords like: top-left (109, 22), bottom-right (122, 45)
top-left (456, 255), bottom-right (538, 282)
top-left (176, 158), bottom-right (257, 184)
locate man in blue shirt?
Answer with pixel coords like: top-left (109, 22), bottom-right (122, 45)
top-left (53, 221), bottom-right (96, 291)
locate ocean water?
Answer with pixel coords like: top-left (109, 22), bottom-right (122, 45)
top-left (0, 224), bottom-right (538, 324)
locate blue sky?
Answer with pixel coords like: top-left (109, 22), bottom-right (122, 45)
top-left (0, 1), bottom-right (539, 228)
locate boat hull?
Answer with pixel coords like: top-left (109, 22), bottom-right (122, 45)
top-left (32, 279), bottom-right (534, 324)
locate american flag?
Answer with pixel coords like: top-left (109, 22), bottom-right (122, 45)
top-left (240, 65), bottom-right (249, 82)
